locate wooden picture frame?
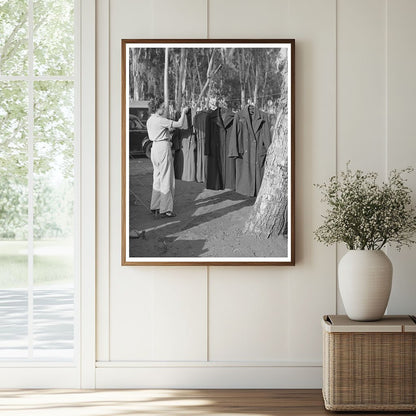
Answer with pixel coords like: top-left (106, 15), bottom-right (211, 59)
top-left (122, 39), bottom-right (295, 265)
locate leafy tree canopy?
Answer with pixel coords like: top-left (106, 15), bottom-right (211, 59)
top-left (0, 0), bottom-right (74, 240)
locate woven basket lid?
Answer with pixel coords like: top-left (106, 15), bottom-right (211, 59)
top-left (322, 315), bottom-right (416, 333)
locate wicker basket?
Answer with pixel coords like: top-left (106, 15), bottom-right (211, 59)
top-left (322, 315), bottom-right (416, 411)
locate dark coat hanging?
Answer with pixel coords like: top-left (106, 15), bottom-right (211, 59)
top-left (228, 106), bottom-right (272, 197)
top-left (205, 108), bottom-right (236, 190)
top-left (193, 110), bottom-right (209, 183)
top-left (222, 110), bottom-right (236, 190)
top-left (205, 108), bottom-right (224, 190)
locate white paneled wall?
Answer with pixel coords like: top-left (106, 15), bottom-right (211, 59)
top-left (209, 268), bottom-right (290, 362)
top-left (337, 0), bottom-right (387, 172)
top-left (96, 0), bottom-right (416, 388)
top-left (209, 0), bottom-right (290, 37)
top-left (110, 268), bottom-right (207, 361)
top-left (285, 0), bottom-right (337, 362)
top-left (386, 0), bottom-right (416, 314)
top-left (336, 0), bottom-right (388, 313)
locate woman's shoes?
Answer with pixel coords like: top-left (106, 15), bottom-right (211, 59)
top-left (160, 211), bottom-right (176, 218)
top-left (151, 209), bottom-right (176, 219)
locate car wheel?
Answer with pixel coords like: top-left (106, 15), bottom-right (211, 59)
top-left (142, 137), bottom-right (152, 159)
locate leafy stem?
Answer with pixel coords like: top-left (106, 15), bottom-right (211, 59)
top-left (314, 164), bottom-right (416, 251)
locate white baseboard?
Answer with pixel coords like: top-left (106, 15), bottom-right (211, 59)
top-left (96, 365), bottom-right (323, 389)
top-left (0, 364), bottom-right (323, 389)
top-left (0, 367), bottom-right (80, 388)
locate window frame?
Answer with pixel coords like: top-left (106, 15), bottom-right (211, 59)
top-left (0, 0), bottom-right (96, 388)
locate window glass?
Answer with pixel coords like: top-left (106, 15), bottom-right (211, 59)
top-left (0, 290), bottom-right (28, 359)
top-left (33, 81), bottom-right (74, 359)
top-left (0, 0), bottom-right (76, 362)
top-left (0, 81), bottom-right (29, 359)
top-left (33, 0), bottom-right (74, 76)
top-left (0, 0), bottom-right (28, 75)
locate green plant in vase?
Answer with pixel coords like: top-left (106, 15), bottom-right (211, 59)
top-left (314, 164), bottom-right (416, 321)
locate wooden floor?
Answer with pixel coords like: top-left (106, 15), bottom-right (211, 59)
top-left (0, 389), bottom-right (413, 415)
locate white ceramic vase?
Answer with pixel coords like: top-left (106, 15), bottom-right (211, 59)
top-left (338, 250), bottom-right (393, 321)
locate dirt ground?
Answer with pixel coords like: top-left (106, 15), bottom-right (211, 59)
top-left (129, 157), bottom-right (287, 258)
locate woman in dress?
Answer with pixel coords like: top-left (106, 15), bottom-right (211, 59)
top-left (146, 97), bottom-right (189, 218)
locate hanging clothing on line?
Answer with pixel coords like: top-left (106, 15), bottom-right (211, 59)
top-left (228, 105), bottom-right (272, 197)
top-left (221, 109), bottom-right (236, 190)
top-left (173, 110), bottom-right (196, 182)
top-left (205, 108), bottom-right (223, 190)
top-left (193, 110), bottom-right (209, 184)
top-left (205, 107), bottom-right (236, 191)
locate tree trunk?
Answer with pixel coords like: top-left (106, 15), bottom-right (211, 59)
top-left (261, 69), bottom-right (268, 109)
top-left (238, 50), bottom-right (244, 108)
top-left (238, 49), bottom-right (252, 108)
top-left (244, 52), bottom-right (252, 104)
top-left (174, 54), bottom-right (179, 109)
top-left (191, 64), bottom-right (196, 102)
top-left (164, 48), bottom-right (169, 117)
top-left (244, 49), bottom-right (289, 238)
top-left (253, 63), bottom-right (259, 106)
top-left (197, 50), bottom-right (221, 106)
top-left (194, 52), bottom-right (203, 93)
top-left (241, 88), bottom-right (246, 108)
top-left (131, 48), bottom-right (142, 102)
top-left (179, 49), bottom-right (188, 109)
top-left (176, 49), bottom-right (186, 110)
top-left (183, 53), bottom-right (188, 100)
top-left (247, 78), bottom-right (251, 104)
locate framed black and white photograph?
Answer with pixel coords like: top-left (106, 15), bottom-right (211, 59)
top-left (122, 39), bottom-right (295, 265)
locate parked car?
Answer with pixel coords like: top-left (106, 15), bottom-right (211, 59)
top-left (129, 100), bottom-right (152, 158)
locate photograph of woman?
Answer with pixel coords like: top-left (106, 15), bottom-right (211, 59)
top-left (146, 97), bottom-right (189, 218)
top-left (123, 41), bottom-right (294, 264)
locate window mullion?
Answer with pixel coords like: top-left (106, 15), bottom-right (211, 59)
top-left (27, 0), bottom-right (34, 360)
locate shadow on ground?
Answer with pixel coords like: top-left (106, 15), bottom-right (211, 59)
top-left (129, 157), bottom-right (288, 258)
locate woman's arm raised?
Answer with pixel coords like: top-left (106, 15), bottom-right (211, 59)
top-left (171, 107), bottom-right (189, 128)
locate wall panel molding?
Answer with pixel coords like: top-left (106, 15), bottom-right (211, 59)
top-left (96, 0), bottom-right (111, 363)
top-left (96, 361), bottom-right (321, 368)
